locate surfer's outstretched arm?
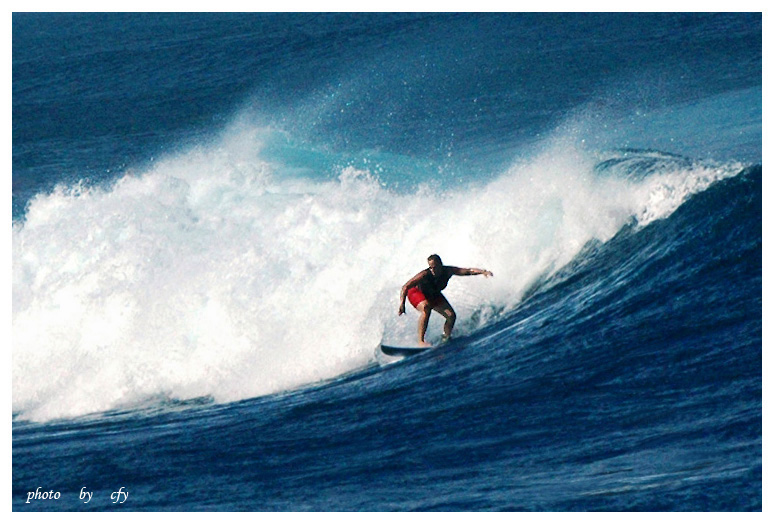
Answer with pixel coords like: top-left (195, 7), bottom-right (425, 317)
top-left (449, 266), bottom-right (493, 278)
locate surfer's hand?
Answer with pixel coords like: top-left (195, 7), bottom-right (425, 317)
top-left (398, 303), bottom-right (405, 316)
top-left (483, 270), bottom-right (493, 278)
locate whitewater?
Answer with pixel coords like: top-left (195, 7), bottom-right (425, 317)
top-left (12, 117), bottom-right (743, 422)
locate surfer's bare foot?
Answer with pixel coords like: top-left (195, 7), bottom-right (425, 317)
top-left (418, 340), bottom-right (432, 347)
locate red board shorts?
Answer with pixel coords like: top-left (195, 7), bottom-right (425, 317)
top-left (407, 287), bottom-right (442, 309)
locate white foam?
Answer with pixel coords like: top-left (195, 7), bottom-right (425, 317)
top-left (12, 121), bottom-right (741, 422)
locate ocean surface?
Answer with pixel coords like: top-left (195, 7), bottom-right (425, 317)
top-left (12, 13), bottom-right (761, 511)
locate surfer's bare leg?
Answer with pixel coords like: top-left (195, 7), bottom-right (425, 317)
top-left (433, 296), bottom-right (456, 340)
top-left (416, 300), bottom-right (433, 346)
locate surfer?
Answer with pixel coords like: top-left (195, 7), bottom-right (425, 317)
top-left (398, 254), bottom-right (493, 346)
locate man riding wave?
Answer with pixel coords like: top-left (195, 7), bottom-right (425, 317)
top-left (399, 254), bottom-right (493, 346)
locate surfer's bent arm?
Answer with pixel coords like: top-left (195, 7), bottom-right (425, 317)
top-left (398, 270), bottom-right (429, 315)
top-left (450, 266), bottom-right (494, 278)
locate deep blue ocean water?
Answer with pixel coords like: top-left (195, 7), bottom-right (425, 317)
top-left (12, 13), bottom-right (761, 511)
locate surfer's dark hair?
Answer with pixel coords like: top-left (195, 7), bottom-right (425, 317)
top-left (428, 254), bottom-right (443, 265)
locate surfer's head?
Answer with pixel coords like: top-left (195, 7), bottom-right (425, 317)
top-left (428, 254), bottom-right (443, 274)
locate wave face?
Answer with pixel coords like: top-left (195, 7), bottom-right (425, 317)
top-left (12, 13), bottom-right (760, 510)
